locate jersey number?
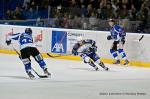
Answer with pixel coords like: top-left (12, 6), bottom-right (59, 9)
top-left (22, 39), bottom-right (32, 43)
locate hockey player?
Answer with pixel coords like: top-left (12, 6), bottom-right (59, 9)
top-left (72, 37), bottom-right (109, 71)
top-left (107, 19), bottom-right (129, 65)
top-left (6, 28), bottom-right (51, 79)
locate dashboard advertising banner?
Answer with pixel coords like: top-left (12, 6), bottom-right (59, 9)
top-left (51, 30), bottom-right (67, 53)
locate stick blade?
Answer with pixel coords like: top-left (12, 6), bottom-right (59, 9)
top-left (47, 53), bottom-right (61, 58)
top-left (139, 35), bottom-right (144, 42)
top-left (39, 75), bottom-right (49, 78)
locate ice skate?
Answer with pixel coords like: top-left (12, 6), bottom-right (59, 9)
top-left (88, 61), bottom-right (99, 71)
top-left (94, 66), bottom-right (99, 71)
top-left (123, 59), bottom-right (129, 65)
top-left (99, 62), bottom-right (109, 71)
top-left (43, 68), bottom-right (51, 76)
top-left (27, 71), bottom-right (35, 79)
top-left (113, 60), bottom-right (120, 64)
top-left (104, 67), bottom-right (109, 71)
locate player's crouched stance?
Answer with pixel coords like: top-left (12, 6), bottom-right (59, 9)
top-left (6, 28), bottom-right (51, 79)
top-left (72, 38), bottom-right (109, 71)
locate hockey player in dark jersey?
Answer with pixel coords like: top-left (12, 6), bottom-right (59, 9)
top-left (6, 28), bottom-right (51, 79)
top-left (107, 19), bottom-right (129, 65)
top-left (72, 37), bottom-right (109, 71)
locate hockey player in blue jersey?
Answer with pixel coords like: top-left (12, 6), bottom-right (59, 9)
top-left (72, 37), bottom-right (109, 71)
top-left (107, 19), bottom-right (129, 65)
top-left (6, 28), bottom-right (51, 79)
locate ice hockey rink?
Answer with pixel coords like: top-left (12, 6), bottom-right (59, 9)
top-left (0, 54), bottom-right (150, 99)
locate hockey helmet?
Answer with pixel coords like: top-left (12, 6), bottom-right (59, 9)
top-left (25, 28), bottom-right (32, 35)
top-left (77, 36), bottom-right (83, 42)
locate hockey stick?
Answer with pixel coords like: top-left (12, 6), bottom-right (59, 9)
top-left (46, 53), bottom-right (72, 58)
top-left (11, 45), bottom-right (48, 78)
top-left (139, 35), bottom-right (144, 42)
top-left (126, 35), bottom-right (144, 42)
top-left (46, 51), bottom-right (86, 58)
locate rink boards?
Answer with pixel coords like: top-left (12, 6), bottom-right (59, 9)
top-left (0, 24), bottom-right (150, 68)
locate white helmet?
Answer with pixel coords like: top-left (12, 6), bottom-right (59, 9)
top-left (77, 36), bottom-right (83, 41)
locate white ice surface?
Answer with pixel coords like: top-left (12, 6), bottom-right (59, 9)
top-left (0, 54), bottom-right (150, 99)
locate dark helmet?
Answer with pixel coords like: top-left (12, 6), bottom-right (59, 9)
top-left (25, 28), bottom-right (32, 34)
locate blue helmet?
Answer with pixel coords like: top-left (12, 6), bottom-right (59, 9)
top-left (25, 28), bottom-right (32, 35)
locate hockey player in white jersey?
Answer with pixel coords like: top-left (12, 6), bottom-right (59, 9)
top-left (72, 37), bottom-right (109, 71)
top-left (107, 19), bottom-right (129, 65)
top-left (6, 28), bottom-right (51, 79)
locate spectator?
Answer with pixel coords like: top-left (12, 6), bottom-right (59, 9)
top-left (89, 12), bottom-right (98, 30)
top-left (111, 0), bottom-right (118, 17)
top-left (80, 4), bottom-right (88, 17)
top-left (87, 4), bottom-right (94, 17)
top-left (136, 3), bottom-right (149, 33)
top-left (24, 7), bottom-right (37, 19)
top-left (62, 13), bottom-right (70, 28)
top-left (69, 0), bottom-right (80, 17)
top-left (61, 0), bottom-right (70, 7)
top-left (41, 0), bottom-right (49, 9)
top-left (129, 4), bottom-right (137, 21)
top-left (78, 0), bottom-right (86, 7)
top-left (137, 3), bottom-right (148, 22)
top-left (13, 6), bottom-right (23, 20)
top-left (23, 0), bottom-right (31, 10)
top-left (72, 15), bottom-right (82, 29)
top-left (98, 0), bottom-right (108, 19)
top-left (118, 4), bottom-right (129, 19)
top-left (105, 3), bottom-right (115, 19)
top-left (5, 9), bottom-right (14, 20)
top-left (29, 0), bottom-right (38, 9)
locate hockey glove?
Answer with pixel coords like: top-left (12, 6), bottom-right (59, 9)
top-left (121, 37), bottom-right (125, 44)
top-left (107, 35), bottom-right (112, 40)
top-left (89, 46), bottom-right (97, 52)
top-left (6, 40), bottom-right (11, 45)
top-left (91, 40), bottom-right (96, 46)
top-left (72, 49), bottom-right (78, 56)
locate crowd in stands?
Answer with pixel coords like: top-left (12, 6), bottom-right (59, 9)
top-left (0, 0), bottom-right (149, 32)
